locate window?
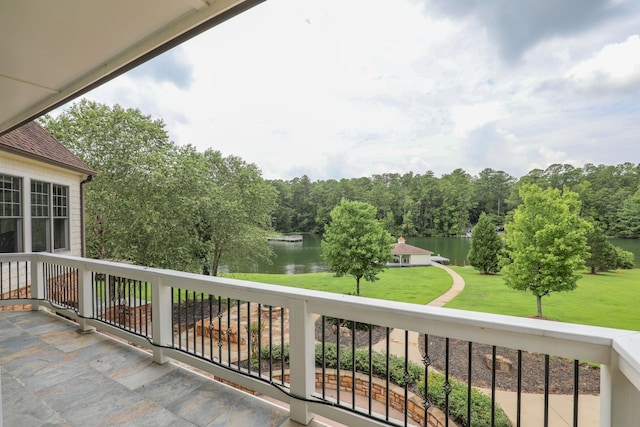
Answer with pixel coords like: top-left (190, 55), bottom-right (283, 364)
top-left (31, 181), bottom-right (70, 252)
top-left (31, 180), bottom-right (50, 252)
top-left (53, 185), bottom-right (69, 250)
top-left (0, 175), bottom-right (23, 253)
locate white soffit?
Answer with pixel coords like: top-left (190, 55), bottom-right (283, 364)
top-left (0, 0), bottom-right (264, 135)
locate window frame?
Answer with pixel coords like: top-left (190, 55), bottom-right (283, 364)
top-left (0, 174), bottom-right (23, 253)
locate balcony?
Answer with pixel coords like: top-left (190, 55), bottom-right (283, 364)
top-left (1, 252), bottom-right (639, 426)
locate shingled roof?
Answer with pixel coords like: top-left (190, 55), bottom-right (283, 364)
top-left (0, 121), bottom-right (94, 175)
top-left (391, 237), bottom-right (433, 255)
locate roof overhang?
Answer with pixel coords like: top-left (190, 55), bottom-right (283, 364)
top-left (0, 0), bottom-right (265, 136)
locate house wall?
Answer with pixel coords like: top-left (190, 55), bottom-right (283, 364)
top-left (1, 150), bottom-right (87, 257)
top-left (409, 254), bottom-right (431, 265)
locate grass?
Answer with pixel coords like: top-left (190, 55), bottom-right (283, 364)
top-left (225, 267), bottom-right (453, 304)
top-left (447, 266), bottom-right (640, 331)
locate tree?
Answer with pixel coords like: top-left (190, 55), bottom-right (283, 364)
top-left (193, 150), bottom-right (278, 276)
top-left (615, 187), bottom-right (640, 238)
top-left (500, 185), bottom-right (591, 318)
top-left (40, 100), bottom-right (199, 271)
top-left (585, 221), bottom-right (618, 274)
top-left (321, 199), bottom-right (394, 295)
top-left (468, 212), bottom-right (503, 274)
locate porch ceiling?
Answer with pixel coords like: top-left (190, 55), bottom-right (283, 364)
top-left (0, 0), bottom-right (264, 136)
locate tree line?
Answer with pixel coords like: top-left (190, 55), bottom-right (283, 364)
top-left (270, 163), bottom-right (640, 239)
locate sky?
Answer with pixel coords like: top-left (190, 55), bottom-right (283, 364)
top-left (65, 0), bottom-right (640, 181)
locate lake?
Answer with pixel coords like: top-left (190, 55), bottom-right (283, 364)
top-left (254, 234), bottom-right (640, 274)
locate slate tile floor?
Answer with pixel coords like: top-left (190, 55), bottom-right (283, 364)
top-left (0, 310), bottom-right (291, 427)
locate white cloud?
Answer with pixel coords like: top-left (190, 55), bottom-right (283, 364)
top-left (451, 102), bottom-right (504, 137)
top-left (565, 35), bottom-right (640, 90)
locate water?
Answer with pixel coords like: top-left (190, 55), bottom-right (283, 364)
top-left (255, 235), bottom-right (472, 274)
top-left (254, 234), bottom-right (640, 274)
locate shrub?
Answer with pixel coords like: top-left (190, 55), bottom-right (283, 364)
top-left (615, 246), bottom-right (635, 269)
top-left (258, 342), bottom-right (511, 426)
top-left (418, 372), bottom-right (512, 427)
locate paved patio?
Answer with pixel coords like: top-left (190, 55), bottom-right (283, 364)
top-left (0, 310), bottom-right (293, 427)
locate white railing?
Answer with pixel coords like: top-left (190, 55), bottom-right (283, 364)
top-left (1, 252), bottom-right (639, 426)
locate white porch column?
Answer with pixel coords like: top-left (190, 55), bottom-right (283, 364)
top-left (601, 349), bottom-right (640, 426)
top-left (151, 277), bottom-right (172, 364)
top-left (76, 265), bottom-right (95, 332)
top-left (30, 256), bottom-right (44, 310)
top-left (287, 298), bottom-right (316, 425)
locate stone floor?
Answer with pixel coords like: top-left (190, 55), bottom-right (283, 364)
top-left (0, 310), bottom-right (292, 427)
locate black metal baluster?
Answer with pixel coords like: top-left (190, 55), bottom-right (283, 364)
top-left (491, 346), bottom-right (497, 426)
top-left (217, 296), bottom-right (223, 361)
top-left (171, 288), bottom-right (176, 348)
top-left (236, 300), bottom-right (242, 369)
top-left (209, 295), bottom-right (214, 362)
top-left (247, 301), bottom-right (252, 367)
top-left (422, 334), bottom-right (431, 427)
top-left (8, 262), bottom-right (12, 298)
top-left (257, 303), bottom-right (262, 376)
top-left (467, 342), bottom-right (472, 427)
top-left (404, 330), bottom-right (410, 426)
top-left (336, 318), bottom-right (341, 405)
top-left (144, 281), bottom-right (149, 337)
top-left (385, 327), bottom-right (390, 421)
top-left (268, 305), bottom-right (273, 382)
top-left (226, 297), bottom-right (232, 365)
top-left (322, 316), bottom-right (326, 399)
top-left (201, 293), bottom-right (205, 356)
top-left (573, 359), bottom-right (579, 427)
top-left (517, 350), bottom-right (522, 427)
top-left (280, 307), bottom-right (285, 384)
top-left (368, 325), bottom-right (373, 416)
top-left (544, 354), bottom-right (550, 427)
top-left (352, 321), bottom-right (356, 410)
top-left (25, 261), bottom-right (30, 298)
top-left (444, 338), bottom-right (451, 427)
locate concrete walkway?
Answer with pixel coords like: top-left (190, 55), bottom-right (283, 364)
top-left (375, 262), bottom-right (599, 427)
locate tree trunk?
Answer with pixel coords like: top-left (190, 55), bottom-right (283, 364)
top-left (536, 295), bottom-right (543, 318)
top-left (356, 276), bottom-right (361, 296)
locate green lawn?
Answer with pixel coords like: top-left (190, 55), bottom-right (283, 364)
top-left (225, 267), bottom-right (453, 305)
top-left (447, 266), bottom-right (640, 331)
top-left (228, 266), bottom-right (640, 331)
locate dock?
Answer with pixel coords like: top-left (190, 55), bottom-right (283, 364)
top-left (267, 234), bottom-right (303, 242)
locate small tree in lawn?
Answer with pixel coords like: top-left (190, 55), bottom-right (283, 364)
top-left (321, 199), bottom-right (394, 296)
top-left (585, 221), bottom-right (618, 274)
top-left (468, 212), bottom-right (503, 274)
top-left (500, 184), bottom-right (591, 318)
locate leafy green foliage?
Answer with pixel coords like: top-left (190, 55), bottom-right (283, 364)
top-left (418, 373), bottom-right (512, 427)
top-left (615, 186), bottom-right (640, 238)
top-left (41, 100), bottom-right (198, 270)
top-left (468, 212), bottom-right (503, 274)
top-left (500, 185), bottom-right (591, 318)
top-left (585, 221), bottom-right (618, 273)
top-left (40, 101), bottom-right (277, 275)
top-left (192, 149), bottom-right (278, 276)
top-left (321, 199), bottom-right (394, 295)
top-left (614, 247), bottom-right (635, 269)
